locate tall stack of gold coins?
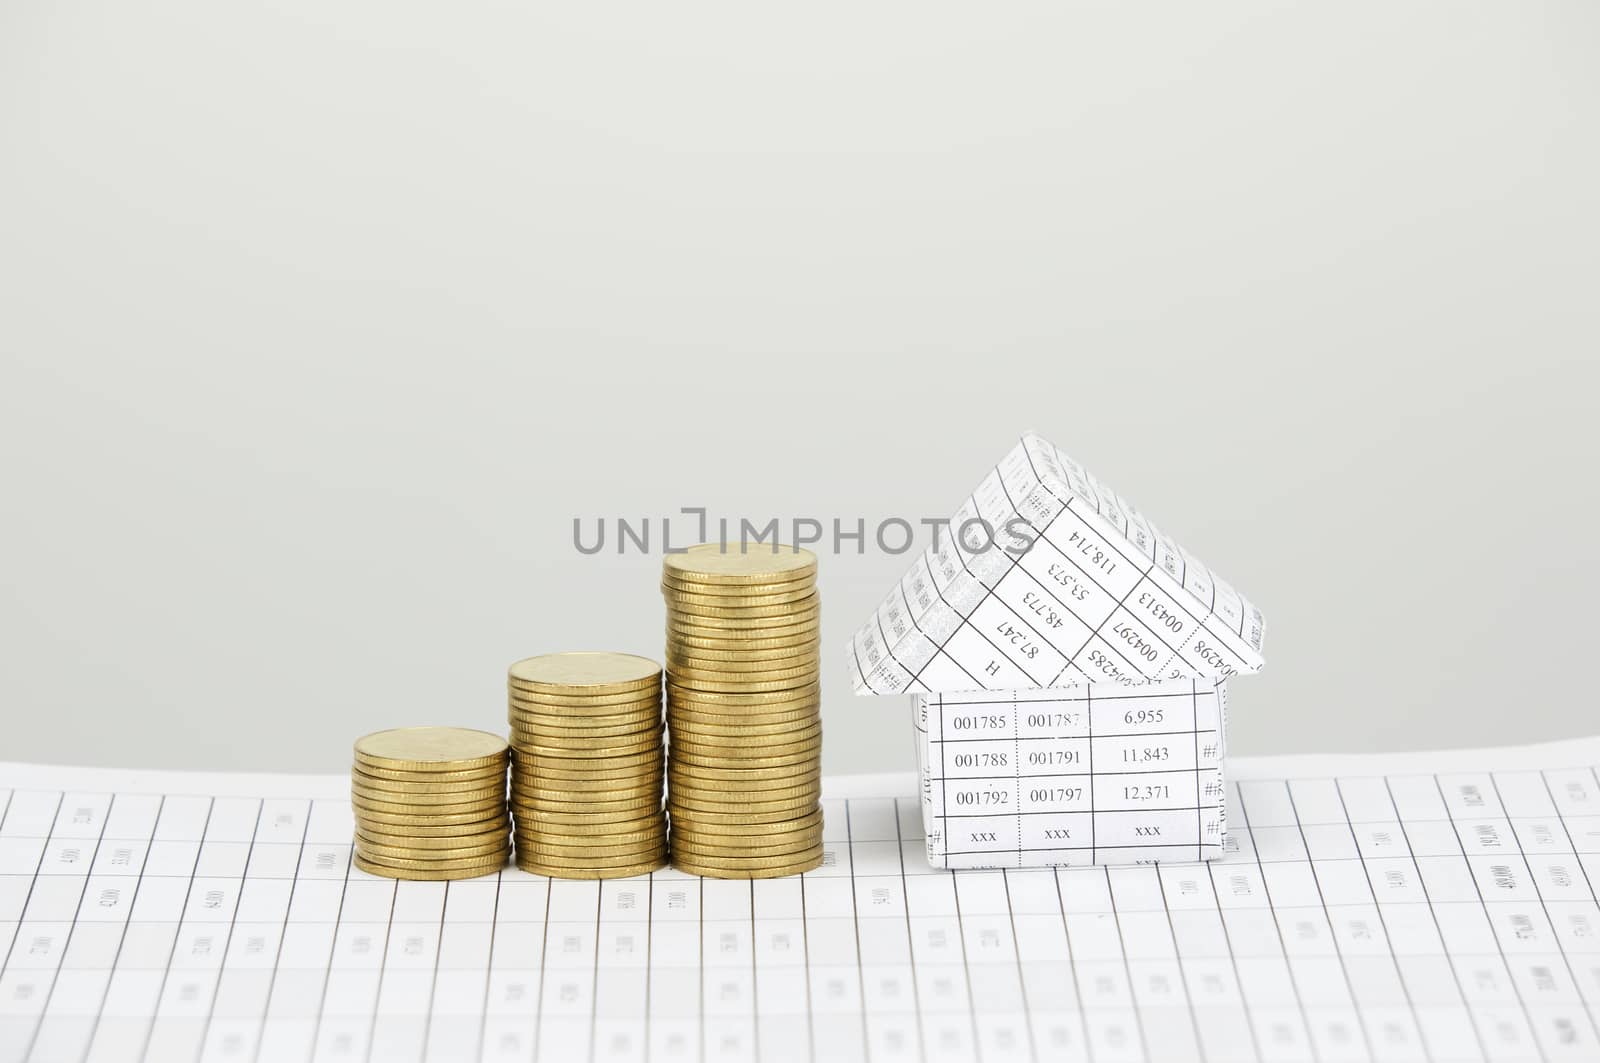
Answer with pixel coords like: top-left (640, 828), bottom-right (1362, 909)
top-left (662, 543), bottom-right (824, 877)
top-left (506, 652), bottom-right (668, 878)
top-left (350, 727), bottom-right (511, 880)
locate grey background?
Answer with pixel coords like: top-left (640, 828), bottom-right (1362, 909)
top-left (2, 2), bottom-right (1596, 777)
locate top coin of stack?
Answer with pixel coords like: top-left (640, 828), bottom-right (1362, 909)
top-left (350, 727), bottom-right (511, 880)
top-left (662, 543), bottom-right (824, 878)
top-left (506, 652), bottom-right (668, 879)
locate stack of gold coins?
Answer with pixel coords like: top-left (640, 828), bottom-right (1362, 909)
top-left (350, 727), bottom-right (511, 880)
top-left (662, 543), bottom-right (823, 878)
top-left (506, 652), bottom-right (668, 879)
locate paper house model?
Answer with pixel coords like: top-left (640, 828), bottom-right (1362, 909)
top-left (847, 431), bottom-right (1265, 869)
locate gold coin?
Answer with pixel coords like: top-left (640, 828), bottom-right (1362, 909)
top-left (516, 810), bottom-right (664, 835)
top-left (353, 802), bottom-right (511, 827)
top-left (665, 651), bottom-right (820, 675)
top-left (672, 717), bottom-right (825, 742)
top-left (350, 791), bottom-right (506, 816)
top-left (512, 774), bottom-right (660, 797)
top-left (668, 783), bottom-right (819, 806)
top-left (514, 856), bottom-right (665, 880)
top-left (670, 743), bottom-right (820, 768)
top-left (511, 746), bottom-right (663, 770)
top-left (350, 768), bottom-right (506, 794)
top-left (516, 834), bottom-right (667, 858)
top-left (355, 849), bottom-right (507, 874)
top-left (667, 610), bottom-right (821, 634)
top-left (352, 762), bottom-right (509, 784)
top-left (668, 782), bottom-right (820, 806)
top-left (666, 597), bottom-right (819, 622)
top-left (509, 712), bottom-right (662, 735)
top-left (354, 853), bottom-right (507, 881)
top-left (667, 625), bottom-right (820, 647)
top-left (668, 757), bottom-right (820, 780)
top-left (666, 680), bottom-right (820, 704)
top-left (669, 584), bottom-right (818, 607)
top-left (668, 674), bottom-right (818, 695)
top-left (662, 583), bottom-right (818, 609)
top-left (512, 826), bottom-right (662, 851)
top-left (668, 703), bottom-right (821, 726)
top-left (356, 832), bottom-right (512, 858)
top-left (667, 707), bottom-right (820, 728)
top-left (355, 830), bottom-right (510, 857)
top-left (349, 789), bottom-right (503, 811)
top-left (508, 651), bottom-right (660, 690)
top-left (667, 642), bottom-right (818, 667)
top-left (517, 773), bottom-right (663, 796)
top-left (351, 813), bottom-right (509, 837)
top-left (668, 640), bottom-right (818, 659)
top-left (670, 797), bottom-right (820, 819)
top-left (511, 752), bottom-right (662, 775)
top-left (669, 714), bottom-right (821, 737)
top-left (669, 734), bottom-right (821, 759)
top-left (515, 843), bottom-right (667, 868)
top-left (669, 832), bottom-right (822, 860)
top-left (353, 728), bottom-right (509, 772)
top-left (668, 804), bottom-right (822, 827)
top-left (512, 688), bottom-right (662, 714)
top-left (671, 807), bottom-right (822, 833)
top-left (512, 804), bottom-right (663, 826)
top-left (663, 544), bottom-right (817, 583)
top-left (354, 844), bottom-right (512, 870)
top-left (669, 757), bottom-right (820, 780)
top-left (511, 791), bottom-right (660, 813)
top-left (671, 817), bottom-right (820, 843)
top-left (667, 627), bottom-right (821, 651)
top-left (510, 735), bottom-right (663, 760)
top-left (670, 846), bottom-right (824, 877)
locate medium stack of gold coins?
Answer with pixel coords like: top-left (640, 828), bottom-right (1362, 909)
top-left (350, 728), bottom-right (511, 880)
top-left (662, 543), bottom-right (823, 878)
top-left (506, 652), bottom-right (668, 878)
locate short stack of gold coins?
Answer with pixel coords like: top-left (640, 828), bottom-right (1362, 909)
top-left (350, 727), bottom-right (511, 880)
top-left (506, 652), bottom-right (669, 878)
top-left (662, 543), bottom-right (824, 878)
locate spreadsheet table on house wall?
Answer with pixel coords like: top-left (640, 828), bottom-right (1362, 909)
top-left (3, 738), bottom-right (1600, 1063)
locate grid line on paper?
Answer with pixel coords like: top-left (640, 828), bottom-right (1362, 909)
top-left (1381, 775), bottom-right (1492, 1061)
top-left (1050, 868), bottom-right (1094, 1063)
top-left (474, 870), bottom-right (504, 1063)
top-left (942, 862), bottom-right (983, 1060)
top-left (196, 799), bottom-right (265, 1058)
top-left (1151, 866), bottom-right (1208, 1062)
top-left (1328, 779), bottom-right (1427, 1061)
top-left (307, 815), bottom-right (355, 1063)
top-left (88, 795), bottom-right (169, 1060)
top-left (1540, 770), bottom-right (1600, 1036)
top-left (4, 760), bottom-right (1600, 1062)
top-left (252, 798), bottom-right (312, 1063)
top-left (1281, 783), bottom-right (1381, 1063)
top-left (1493, 772), bottom-right (1600, 1050)
top-left (361, 864), bottom-right (401, 1063)
top-left (137, 796), bottom-right (216, 1063)
top-left (890, 797), bottom-right (928, 1060)
top-left (841, 800), bottom-right (872, 1061)
top-left (1432, 774), bottom-right (1546, 1060)
top-left (0, 791), bottom-right (64, 982)
top-left (1202, 860), bottom-right (1265, 1063)
top-left (421, 880), bottom-right (450, 1062)
top-left (1101, 865), bottom-right (1151, 1061)
top-left (997, 870), bottom-right (1040, 1063)
top-left (23, 792), bottom-right (114, 1062)
top-left (1230, 785), bottom-right (1317, 1057)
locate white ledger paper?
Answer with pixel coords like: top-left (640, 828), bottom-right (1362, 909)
top-left (5, 736), bottom-right (1600, 1063)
